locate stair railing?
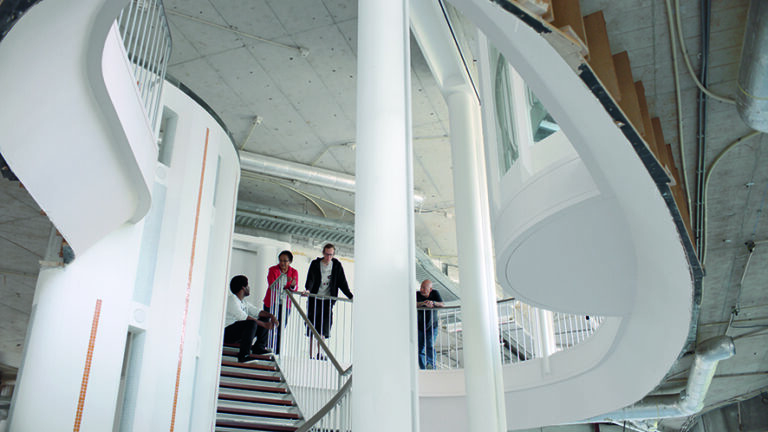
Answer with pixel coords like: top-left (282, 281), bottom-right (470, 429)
top-left (295, 375), bottom-right (352, 432)
top-left (274, 289), bottom-right (353, 426)
top-left (115, 0), bottom-right (172, 128)
top-left (418, 298), bottom-right (606, 370)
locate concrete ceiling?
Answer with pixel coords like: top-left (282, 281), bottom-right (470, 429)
top-left (163, 0), bottom-right (458, 264)
top-left (0, 0), bottom-right (766, 430)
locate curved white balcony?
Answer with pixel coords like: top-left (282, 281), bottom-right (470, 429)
top-left (412, 0), bottom-right (699, 429)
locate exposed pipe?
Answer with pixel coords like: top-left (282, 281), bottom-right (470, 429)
top-left (694, 0), bottom-right (711, 258)
top-left (737, 0), bottom-right (768, 132)
top-left (701, 131), bottom-right (762, 265)
top-left (239, 151), bottom-right (425, 204)
top-left (672, 0), bottom-right (735, 105)
top-left (582, 336), bottom-right (735, 422)
top-left (239, 151), bottom-right (356, 193)
top-left (664, 0), bottom-right (692, 220)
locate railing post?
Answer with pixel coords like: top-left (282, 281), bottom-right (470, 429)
top-left (353, 0), bottom-right (419, 430)
top-left (446, 90), bottom-right (507, 432)
top-left (535, 308), bottom-right (556, 373)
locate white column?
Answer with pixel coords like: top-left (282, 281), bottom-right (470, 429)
top-left (447, 90), bottom-right (507, 432)
top-left (352, 0), bottom-right (418, 431)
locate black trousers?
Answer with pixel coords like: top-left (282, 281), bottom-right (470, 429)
top-left (224, 319), bottom-right (268, 359)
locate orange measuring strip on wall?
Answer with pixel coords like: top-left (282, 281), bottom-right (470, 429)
top-left (73, 298), bottom-right (103, 431)
top-left (169, 128), bottom-right (210, 431)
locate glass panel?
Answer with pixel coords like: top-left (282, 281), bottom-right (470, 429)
top-left (493, 53), bottom-right (519, 175)
top-left (527, 87), bottom-right (559, 143)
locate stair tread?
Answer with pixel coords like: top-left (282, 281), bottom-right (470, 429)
top-left (222, 360), bottom-right (277, 371)
top-left (222, 351), bottom-right (274, 361)
top-left (221, 370), bottom-right (282, 382)
top-left (215, 419), bottom-right (298, 431)
top-left (217, 406), bottom-right (300, 419)
top-left (220, 381), bottom-right (288, 394)
top-left (219, 393), bottom-right (294, 406)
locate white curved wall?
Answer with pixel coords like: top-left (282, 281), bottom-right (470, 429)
top-left (9, 78), bottom-right (240, 431)
top-left (0, 0), bottom-right (154, 255)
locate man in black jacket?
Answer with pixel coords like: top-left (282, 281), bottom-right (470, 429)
top-left (304, 243), bottom-right (353, 359)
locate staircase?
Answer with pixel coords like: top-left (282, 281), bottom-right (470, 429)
top-left (216, 344), bottom-right (303, 432)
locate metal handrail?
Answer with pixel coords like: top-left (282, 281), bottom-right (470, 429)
top-left (301, 291), bottom-right (353, 303)
top-left (295, 376), bottom-right (353, 432)
top-left (415, 297), bottom-right (607, 369)
top-left (284, 289), bottom-right (346, 374)
top-left (415, 296), bottom-right (516, 311)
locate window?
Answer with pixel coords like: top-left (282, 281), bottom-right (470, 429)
top-left (493, 53), bottom-right (519, 175)
top-left (527, 88), bottom-right (559, 143)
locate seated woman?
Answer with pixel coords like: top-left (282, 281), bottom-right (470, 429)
top-left (263, 250), bottom-right (299, 354)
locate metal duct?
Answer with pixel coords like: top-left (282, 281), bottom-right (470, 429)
top-left (584, 336), bottom-right (735, 422)
top-left (239, 151), bottom-right (356, 192)
top-left (737, 0), bottom-right (768, 132)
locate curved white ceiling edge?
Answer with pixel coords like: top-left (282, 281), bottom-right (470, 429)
top-left (413, 0), bottom-right (694, 428)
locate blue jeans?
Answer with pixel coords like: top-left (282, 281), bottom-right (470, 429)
top-left (418, 324), bottom-right (437, 369)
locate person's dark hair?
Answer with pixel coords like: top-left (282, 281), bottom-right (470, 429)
top-left (230, 275), bottom-right (248, 294)
top-left (279, 250), bottom-right (293, 262)
top-left (322, 243), bottom-right (335, 254)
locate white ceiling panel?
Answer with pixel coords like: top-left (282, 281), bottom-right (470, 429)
top-left (320, 0), bottom-right (357, 23)
top-left (209, 0), bottom-right (286, 41)
top-left (335, 18), bottom-right (357, 56)
top-left (167, 56), bottom-right (246, 111)
top-left (291, 25), bottom-right (358, 122)
top-left (165, 0), bottom-right (229, 26)
top-left (166, 12), bottom-right (247, 58)
top-left (266, 0), bottom-right (335, 35)
top-left (167, 19), bottom-right (203, 66)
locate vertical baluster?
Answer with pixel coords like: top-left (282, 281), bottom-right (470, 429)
top-left (533, 306), bottom-right (540, 359)
top-left (117, 8), bottom-right (126, 32)
top-left (569, 314), bottom-right (575, 347)
top-left (135, 1), bottom-right (153, 81)
top-left (122, 0), bottom-right (138, 50)
top-left (126, 1), bottom-right (146, 75)
top-left (136, 1), bottom-right (156, 103)
top-left (453, 308), bottom-right (464, 369)
top-left (142, 3), bottom-right (162, 107)
top-left (150, 33), bottom-right (169, 127)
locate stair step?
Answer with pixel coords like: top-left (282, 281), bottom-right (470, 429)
top-left (217, 406), bottom-right (300, 420)
top-left (218, 393), bottom-right (294, 406)
top-left (220, 381), bottom-right (288, 394)
top-left (221, 370), bottom-right (282, 382)
top-left (215, 419), bottom-right (298, 431)
top-left (221, 360), bottom-right (277, 372)
top-left (221, 349), bottom-right (274, 361)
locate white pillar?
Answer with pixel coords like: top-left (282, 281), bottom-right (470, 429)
top-left (352, 0), bottom-right (418, 431)
top-left (447, 90), bottom-right (507, 432)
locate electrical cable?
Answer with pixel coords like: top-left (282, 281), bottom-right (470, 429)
top-left (241, 171), bottom-right (327, 217)
top-left (693, 0), bottom-right (711, 257)
top-left (672, 0), bottom-right (736, 104)
top-left (701, 131), bottom-right (762, 265)
top-left (664, 0), bottom-right (693, 222)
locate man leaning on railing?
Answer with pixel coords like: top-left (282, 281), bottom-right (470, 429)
top-left (304, 243), bottom-right (353, 360)
top-left (416, 279), bottom-right (444, 369)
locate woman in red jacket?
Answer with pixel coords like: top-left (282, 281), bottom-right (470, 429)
top-left (263, 250), bottom-right (299, 354)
